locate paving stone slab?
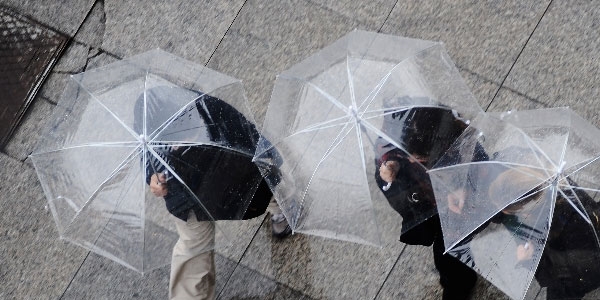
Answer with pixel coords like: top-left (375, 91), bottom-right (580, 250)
top-left (501, 0), bottom-right (600, 126)
top-left (209, 0), bottom-right (382, 126)
top-left (230, 217), bottom-right (401, 300)
top-left (307, 0), bottom-right (396, 27)
top-left (380, 0), bottom-right (550, 105)
top-left (0, 0), bottom-right (94, 36)
top-left (60, 251), bottom-right (238, 300)
top-left (100, 0), bottom-right (245, 64)
top-left (218, 261), bottom-right (314, 300)
top-left (0, 153), bottom-right (87, 300)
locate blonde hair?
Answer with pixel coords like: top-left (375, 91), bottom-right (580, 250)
top-left (489, 166), bottom-right (546, 212)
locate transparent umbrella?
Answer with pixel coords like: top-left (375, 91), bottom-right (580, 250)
top-left (29, 49), bottom-right (270, 274)
top-left (429, 108), bottom-right (600, 300)
top-left (253, 29), bottom-right (482, 246)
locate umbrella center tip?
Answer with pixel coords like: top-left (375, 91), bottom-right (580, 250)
top-left (139, 134), bottom-right (147, 143)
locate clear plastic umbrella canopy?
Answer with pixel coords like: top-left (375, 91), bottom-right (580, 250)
top-left (29, 49), bottom-right (265, 274)
top-left (429, 108), bottom-right (600, 300)
top-left (253, 29), bottom-right (482, 246)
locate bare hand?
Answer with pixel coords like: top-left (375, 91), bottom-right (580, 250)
top-left (447, 188), bottom-right (466, 214)
top-left (150, 173), bottom-right (168, 197)
top-left (517, 242), bottom-right (534, 261)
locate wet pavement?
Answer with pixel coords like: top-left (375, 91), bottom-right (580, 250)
top-left (2, 0), bottom-right (600, 299)
top-left (0, 6), bottom-right (67, 148)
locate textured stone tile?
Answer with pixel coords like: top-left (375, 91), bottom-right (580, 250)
top-left (61, 252), bottom-right (237, 300)
top-left (0, 154), bottom-right (87, 299)
top-left (218, 262), bottom-right (313, 300)
top-left (376, 245), bottom-right (441, 299)
top-left (284, 0), bottom-right (396, 30)
top-left (209, 0), bottom-right (376, 125)
top-left (376, 243), bottom-right (536, 300)
top-left (487, 87), bottom-right (550, 113)
top-left (73, 0), bottom-right (106, 49)
top-left (459, 68), bottom-right (502, 111)
top-left (100, 1), bottom-right (245, 63)
top-left (381, 0), bottom-right (551, 104)
top-left (0, 0), bottom-right (94, 36)
top-left (501, 0), bottom-right (600, 126)
top-left (233, 218), bottom-right (402, 300)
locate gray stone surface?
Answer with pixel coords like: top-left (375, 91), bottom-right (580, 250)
top-left (0, 153), bottom-right (87, 300)
top-left (60, 252), bottom-right (238, 300)
top-left (232, 218), bottom-right (401, 300)
top-left (500, 0), bottom-right (600, 125)
top-left (0, 0), bottom-right (94, 35)
top-left (100, 1), bottom-right (245, 63)
top-left (218, 261), bottom-right (313, 300)
top-left (381, 1), bottom-right (551, 104)
top-left (208, 0), bottom-right (371, 124)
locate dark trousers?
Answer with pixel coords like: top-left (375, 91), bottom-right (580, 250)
top-left (432, 232), bottom-right (477, 300)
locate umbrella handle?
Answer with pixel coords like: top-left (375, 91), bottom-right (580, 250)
top-left (382, 182), bottom-right (392, 191)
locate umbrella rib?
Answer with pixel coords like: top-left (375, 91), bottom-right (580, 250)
top-left (290, 116), bottom-right (353, 136)
top-left (443, 184), bottom-right (554, 254)
top-left (146, 146), bottom-right (218, 223)
top-left (359, 104), bottom-right (450, 121)
top-left (522, 134), bottom-right (556, 180)
top-left (558, 184), bottom-right (600, 194)
top-left (359, 118), bottom-right (428, 168)
top-left (429, 160), bottom-right (553, 176)
top-left (558, 186), bottom-right (593, 224)
top-left (357, 69), bottom-right (392, 113)
top-left (512, 124), bottom-right (558, 171)
top-left (279, 75), bottom-right (351, 116)
top-left (148, 93), bottom-right (206, 140)
top-left (30, 142), bottom-right (140, 156)
top-left (296, 121), bottom-right (356, 225)
top-left (70, 77), bottom-right (140, 141)
top-left (346, 55), bottom-right (358, 110)
top-left (562, 183), bottom-right (600, 250)
top-left (563, 155), bottom-right (600, 180)
top-left (64, 146), bottom-right (142, 229)
top-left (355, 43), bottom-right (440, 113)
top-left (143, 71), bottom-right (148, 139)
top-left (149, 141), bottom-right (253, 158)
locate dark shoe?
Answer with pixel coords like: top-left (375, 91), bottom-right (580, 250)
top-left (271, 213), bottom-right (292, 238)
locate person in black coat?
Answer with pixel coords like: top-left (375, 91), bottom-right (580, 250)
top-left (485, 166), bottom-right (600, 300)
top-left (135, 86), bottom-right (280, 299)
top-left (374, 105), bottom-right (478, 300)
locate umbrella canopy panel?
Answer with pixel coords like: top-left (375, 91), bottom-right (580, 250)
top-left (255, 29), bottom-right (483, 246)
top-left (429, 108), bottom-right (600, 300)
top-left (30, 49), bottom-right (263, 273)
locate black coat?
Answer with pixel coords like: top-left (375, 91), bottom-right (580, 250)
top-left (374, 106), bottom-right (469, 245)
top-left (492, 181), bottom-right (600, 294)
top-left (135, 87), bottom-right (278, 221)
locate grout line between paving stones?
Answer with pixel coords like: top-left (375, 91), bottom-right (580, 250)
top-left (459, 66), bottom-right (546, 107)
top-left (206, 0), bottom-right (248, 66)
top-left (485, 0), bottom-right (554, 112)
top-left (377, 0), bottom-right (398, 33)
top-left (216, 214), bottom-right (266, 299)
top-left (372, 244), bottom-right (406, 300)
top-left (55, 0), bottom-right (107, 298)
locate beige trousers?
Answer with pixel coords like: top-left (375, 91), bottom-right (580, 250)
top-left (267, 196), bottom-right (282, 215)
top-left (169, 211), bottom-right (216, 300)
